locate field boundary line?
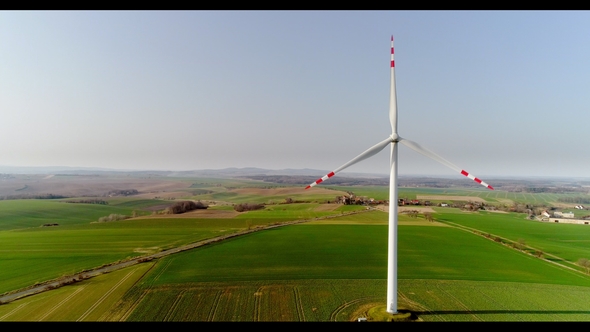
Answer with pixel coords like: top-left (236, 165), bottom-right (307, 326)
top-left (207, 290), bottom-right (222, 321)
top-left (254, 286), bottom-right (263, 321)
top-left (0, 303), bottom-right (27, 321)
top-left (39, 286), bottom-right (85, 321)
top-left (163, 290), bottom-right (185, 321)
top-left (434, 282), bottom-right (482, 321)
top-left (293, 286), bottom-right (304, 322)
top-left (77, 270), bottom-right (135, 321)
top-left (119, 290), bottom-right (149, 321)
top-left (101, 262), bottom-right (157, 321)
top-left (329, 297), bottom-right (377, 321)
top-left (151, 257), bottom-right (174, 284)
top-left (398, 290), bottom-right (430, 315)
top-left (474, 285), bottom-right (524, 322)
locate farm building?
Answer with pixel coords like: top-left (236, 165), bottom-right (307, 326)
top-left (547, 218), bottom-right (590, 225)
top-left (554, 211), bottom-right (574, 218)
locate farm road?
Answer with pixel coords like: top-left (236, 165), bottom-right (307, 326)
top-left (0, 209), bottom-right (372, 305)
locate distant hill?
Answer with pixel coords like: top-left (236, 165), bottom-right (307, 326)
top-left (170, 168), bottom-right (388, 179)
top-left (0, 165), bottom-right (387, 178)
top-left (2, 166), bottom-right (590, 193)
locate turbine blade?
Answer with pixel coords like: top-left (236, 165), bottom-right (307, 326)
top-left (389, 35), bottom-right (398, 135)
top-left (306, 137), bottom-right (392, 189)
top-left (399, 138), bottom-right (494, 190)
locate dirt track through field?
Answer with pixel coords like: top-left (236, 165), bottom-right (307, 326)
top-left (417, 195), bottom-right (486, 203)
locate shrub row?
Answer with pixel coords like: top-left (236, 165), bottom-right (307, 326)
top-left (166, 201), bottom-right (208, 214)
top-left (234, 203), bottom-right (265, 212)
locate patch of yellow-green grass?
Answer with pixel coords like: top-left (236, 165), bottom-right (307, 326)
top-left (365, 305), bottom-right (415, 322)
top-left (400, 279), bottom-right (590, 321)
top-left (115, 278), bottom-right (590, 321)
top-left (307, 209), bottom-right (447, 226)
top-left (0, 262), bottom-right (154, 321)
top-left (306, 210), bottom-right (386, 225)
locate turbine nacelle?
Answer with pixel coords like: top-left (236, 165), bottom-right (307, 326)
top-left (306, 136), bottom-right (494, 191)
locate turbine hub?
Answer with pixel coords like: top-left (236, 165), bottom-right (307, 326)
top-left (390, 134), bottom-right (400, 142)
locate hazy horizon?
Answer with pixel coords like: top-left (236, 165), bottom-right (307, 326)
top-left (3, 11), bottom-right (590, 178)
top-left (3, 164), bottom-right (589, 181)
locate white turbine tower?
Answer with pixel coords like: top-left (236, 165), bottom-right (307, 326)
top-left (305, 36), bottom-right (494, 314)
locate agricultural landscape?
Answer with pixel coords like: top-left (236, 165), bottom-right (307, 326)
top-left (2, 169), bottom-right (590, 321)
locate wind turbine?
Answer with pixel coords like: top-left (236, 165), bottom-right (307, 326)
top-left (305, 36), bottom-right (494, 314)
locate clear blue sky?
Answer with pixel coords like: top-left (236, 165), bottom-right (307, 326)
top-left (2, 10), bottom-right (590, 178)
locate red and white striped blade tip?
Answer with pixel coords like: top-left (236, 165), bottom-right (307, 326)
top-left (305, 171), bottom-right (335, 189)
top-left (460, 170), bottom-right (494, 190)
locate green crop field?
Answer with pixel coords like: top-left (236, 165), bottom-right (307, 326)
top-left (325, 185), bottom-right (590, 206)
top-left (4, 179), bottom-right (590, 321)
top-left (435, 210), bottom-right (590, 268)
top-left (128, 221), bottom-right (590, 287)
top-left (0, 200), bottom-right (365, 296)
top-left (399, 279), bottom-right (590, 321)
top-left (446, 190), bottom-right (588, 206)
top-left (0, 199), bottom-right (159, 231)
top-left (0, 215), bottom-right (272, 295)
top-left (93, 210), bottom-right (590, 321)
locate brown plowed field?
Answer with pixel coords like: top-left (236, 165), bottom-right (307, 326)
top-left (135, 191), bottom-right (191, 199)
top-left (374, 205), bottom-right (436, 213)
top-left (232, 187), bottom-right (344, 196)
top-left (0, 174), bottom-right (192, 198)
top-left (314, 204), bottom-right (340, 212)
top-left (139, 209), bottom-right (240, 219)
top-left (417, 195), bottom-right (486, 203)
